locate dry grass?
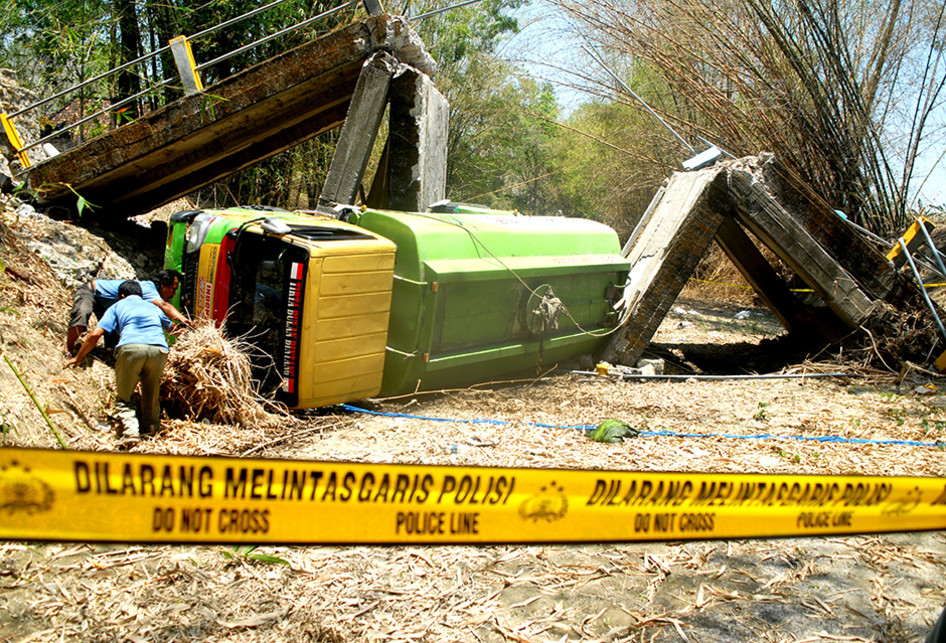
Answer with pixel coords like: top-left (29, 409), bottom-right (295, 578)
top-left (4, 357), bottom-right (946, 642)
top-left (161, 322), bottom-right (289, 429)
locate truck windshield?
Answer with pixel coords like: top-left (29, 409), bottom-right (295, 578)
top-left (227, 230), bottom-right (308, 400)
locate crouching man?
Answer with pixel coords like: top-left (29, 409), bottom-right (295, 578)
top-left (65, 280), bottom-right (173, 446)
top-left (66, 269), bottom-right (187, 354)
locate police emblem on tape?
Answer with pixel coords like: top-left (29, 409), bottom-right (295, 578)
top-left (519, 481), bottom-right (568, 522)
top-left (0, 460), bottom-right (54, 514)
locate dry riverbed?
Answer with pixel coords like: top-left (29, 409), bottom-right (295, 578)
top-left (3, 289), bottom-right (946, 642)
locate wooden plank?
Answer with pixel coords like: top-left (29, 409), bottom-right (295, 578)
top-left (728, 169), bottom-right (874, 327)
top-left (603, 167), bottom-right (727, 365)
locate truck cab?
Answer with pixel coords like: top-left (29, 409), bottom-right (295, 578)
top-left (164, 207), bottom-right (396, 409)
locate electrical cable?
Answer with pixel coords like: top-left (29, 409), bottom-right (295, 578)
top-left (340, 404), bottom-right (945, 449)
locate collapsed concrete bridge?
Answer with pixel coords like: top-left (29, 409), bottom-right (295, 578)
top-left (1, 5), bottom-right (928, 373)
top-left (602, 154), bottom-right (916, 367)
top-left (11, 14), bottom-right (447, 218)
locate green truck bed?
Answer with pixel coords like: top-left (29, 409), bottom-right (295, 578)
top-left (346, 206), bottom-right (631, 395)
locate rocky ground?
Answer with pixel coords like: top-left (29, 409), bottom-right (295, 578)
top-left (1, 196), bottom-right (945, 642)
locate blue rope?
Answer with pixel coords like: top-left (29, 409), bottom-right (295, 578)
top-left (339, 404), bottom-right (943, 448)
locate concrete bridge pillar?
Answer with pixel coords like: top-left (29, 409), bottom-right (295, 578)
top-left (317, 52), bottom-right (396, 212)
top-left (385, 66), bottom-right (448, 212)
top-left (318, 52), bottom-right (448, 214)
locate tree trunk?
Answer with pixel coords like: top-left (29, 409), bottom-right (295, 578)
top-left (114, 0), bottom-right (142, 118)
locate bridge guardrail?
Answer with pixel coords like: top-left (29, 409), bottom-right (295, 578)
top-left (1, 0), bottom-right (372, 170)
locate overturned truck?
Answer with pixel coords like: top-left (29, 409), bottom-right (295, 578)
top-left (165, 204), bottom-right (631, 408)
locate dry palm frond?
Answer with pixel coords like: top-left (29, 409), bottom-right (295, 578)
top-left (161, 321), bottom-right (290, 428)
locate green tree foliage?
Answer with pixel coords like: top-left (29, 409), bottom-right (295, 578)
top-left (549, 99), bottom-right (668, 235)
top-left (0, 0), bottom-right (112, 97)
top-left (405, 0), bottom-right (522, 70)
top-left (446, 70), bottom-right (561, 211)
top-left (405, 0), bottom-right (574, 213)
top-left (1, 0), bottom-right (589, 217)
top-left (114, 0), bottom-right (142, 117)
top-left (213, 132), bottom-right (338, 209)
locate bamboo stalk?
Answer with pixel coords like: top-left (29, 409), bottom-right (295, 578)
top-left (550, 0), bottom-right (920, 234)
top-left (3, 352), bottom-right (68, 449)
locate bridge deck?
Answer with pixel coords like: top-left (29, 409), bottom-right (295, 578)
top-left (26, 15), bottom-right (433, 217)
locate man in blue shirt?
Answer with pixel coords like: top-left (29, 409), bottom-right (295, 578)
top-left (66, 280), bottom-right (173, 445)
top-left (66, 268), bottom-right (187, 353)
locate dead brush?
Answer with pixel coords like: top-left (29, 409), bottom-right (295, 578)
top-left (160, 321), bottom-right (289, 428)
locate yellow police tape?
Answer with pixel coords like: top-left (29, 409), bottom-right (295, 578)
top-left (2, 447), bottom-right (945, 544)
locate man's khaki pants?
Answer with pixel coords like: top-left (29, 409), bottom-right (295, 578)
top-left (115, 344), bottom-right (169, 437)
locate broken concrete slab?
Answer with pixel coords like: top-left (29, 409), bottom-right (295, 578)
top-left (603, 155), bottom-right (905, 368)
top-left (714, 214), bottom-right (798, 331)
top-left (727, 168), bottom-right (875, 327)
top-left (605, 167), bottom-right (727, 365)
top-left (326, 61), bottom-right (448, 213)
top-left (385, 66), bottom-right (448, 212)
top-left (742, 155), bottom-right (902, 302)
